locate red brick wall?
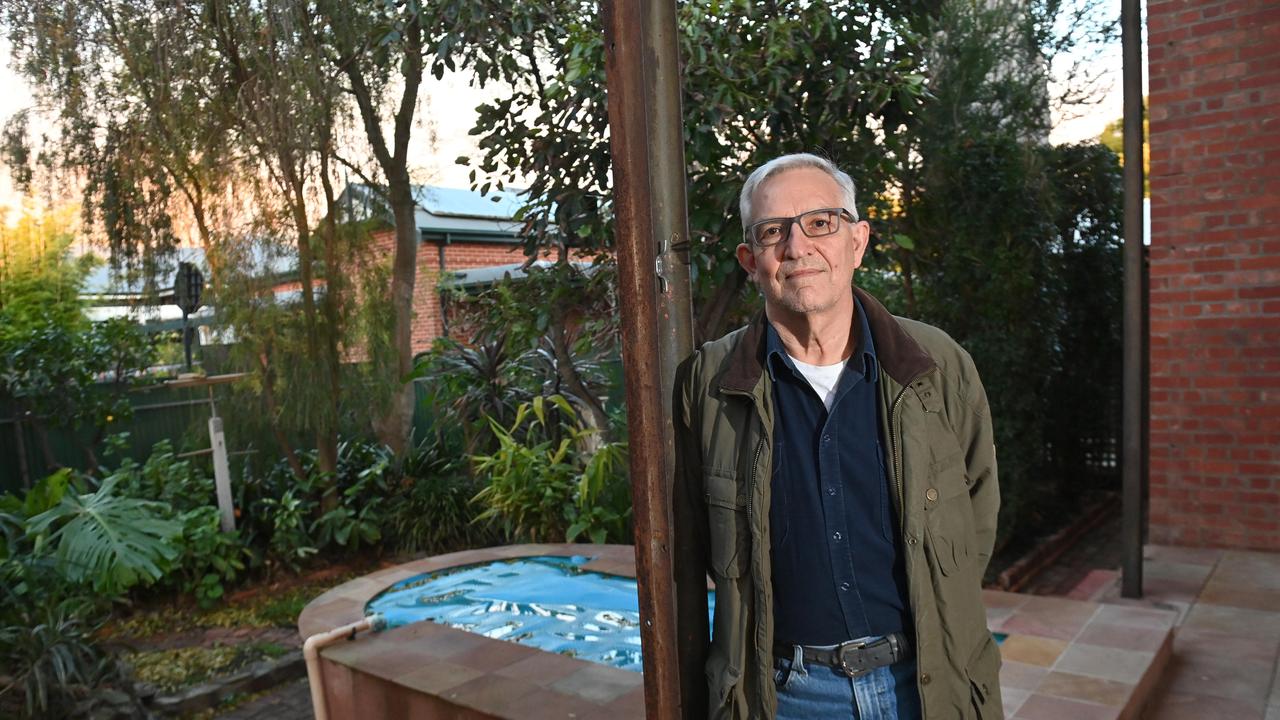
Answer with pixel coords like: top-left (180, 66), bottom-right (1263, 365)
top-left (370, 229), bottom-right (527, 353)
top-left (1147, 0), bottom-right (1280, 549)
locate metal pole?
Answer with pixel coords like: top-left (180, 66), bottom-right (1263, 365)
top-left (182, 310), bottom-right (193, 372)
top-left (602, 1), bottom-right (694, 717)
top-left (1120, 0), bottom-right (1147, 599)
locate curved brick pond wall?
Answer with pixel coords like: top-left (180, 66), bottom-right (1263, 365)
top-left (297, 544), bottom-right (647, 720)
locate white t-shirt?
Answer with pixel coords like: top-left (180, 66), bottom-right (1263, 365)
top-left (788, 355), bottom-right (848, 411)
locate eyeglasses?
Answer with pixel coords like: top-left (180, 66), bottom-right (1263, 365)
top-left (745, 208), bottom-right (856, 248)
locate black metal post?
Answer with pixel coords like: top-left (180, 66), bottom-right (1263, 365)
top-left (602, 0), bottom-right (695, 716)
top-left (1121, 0), bottom-right (1148, 599)
top-left (183, 310), bottom-right (193, 372)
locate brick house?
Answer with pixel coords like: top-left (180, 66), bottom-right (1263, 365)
top-left (347, 184), bottom-right (544, 354)
top-left (1146, 0), bottom-right (1279, 549)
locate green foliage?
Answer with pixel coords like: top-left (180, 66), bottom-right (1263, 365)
top-left (442, 0), bottom-right (931, 340)
top-left (1097, 102), bottom-right (1149, 195)
top-left (25, 475), bottom-right (182, 596)
top-left (0, 586), bottom-right (119, 718)
top-left (388, 438), bottom-right (495, 554)
top-left (257, 489), bottom-right (318, 572)
top-left (472, 396), bottom-right (630, 544)
top-left (420, 262), bottom-right (621, 469)
top-left (0, 209), bottom-right (157, 473)
top-left (0, 208), bottom-right (91, 340)
top-left (414, 331), bottom-right (522, 455)
top-left (0, 475), bottom-right (130, 718)
top-left (171, 507), bottom-right (249, 608)
top-left (567, 439), bottom-right (630, 545)
top-left (894, 0), bottom-right (1125, 545)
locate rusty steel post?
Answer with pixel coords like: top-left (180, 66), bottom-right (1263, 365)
top-left (1120, 0), bottom-right (1148, 599)
top-left (602, 0), bottom-right (695, 717)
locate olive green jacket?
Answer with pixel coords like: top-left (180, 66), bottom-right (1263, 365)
top-left (672, 287), bottom-right (1002, 719)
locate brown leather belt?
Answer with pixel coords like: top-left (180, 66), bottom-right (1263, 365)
top-left (773, 633), bottom-right (910, 678)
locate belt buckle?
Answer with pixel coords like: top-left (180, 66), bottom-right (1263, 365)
top-left (835, 638), bottom-right (873, 679)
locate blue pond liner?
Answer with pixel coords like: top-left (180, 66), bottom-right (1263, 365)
top-left (366, 555), bottom-right (714, 672)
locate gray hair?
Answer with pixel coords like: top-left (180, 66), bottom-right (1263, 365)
top-left (739, 153), bottom-right (860, 232)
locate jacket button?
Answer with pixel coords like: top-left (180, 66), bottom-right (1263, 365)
top-left (908, 536), bottom-right (918, 545)
top-left (925, 488), bottom-right (939, 502)
top-left (920, 673), bottom-right (931, 685)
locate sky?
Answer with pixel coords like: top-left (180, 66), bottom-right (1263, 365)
top-left (0, 14), bottom-right (1138, 223)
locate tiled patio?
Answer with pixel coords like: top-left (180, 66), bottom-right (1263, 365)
top-left (1107, 546), bottom-right (1280, 720)
top-left (985, 591), bottom-right (1176, 719)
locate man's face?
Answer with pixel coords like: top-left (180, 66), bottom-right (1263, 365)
top-left (736, 167), bottom-right (870, 320)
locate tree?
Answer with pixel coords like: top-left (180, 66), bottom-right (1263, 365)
top-left (311, 0), bottom-right (436, 453)
top-left (1098, 103), bottom-right (1149, 195)
top-left (0, 208), bottom-right (156, 477)
top-left (894, 0), bottom-right (1124, 544)
top-left (2, 0), bottom-right (407, 472)
top-left (438, 0), bottom-right (933, 342)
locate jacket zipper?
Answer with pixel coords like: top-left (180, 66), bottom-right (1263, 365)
top-left (890, 387), bottom-right (911, 516)
top-left (747, 434), bottom-right (763, 526)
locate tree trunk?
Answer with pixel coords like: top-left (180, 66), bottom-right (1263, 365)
top-left (372, 187), bottom-right (420, 454)
top-left (317, 141), bottom-right (345, 501)
top-left (257, 351), bottom-right (307, 484)
top-left (335, 6), bottom-right (424, 455)
top-left (12, 415), bottom-right (31, 489)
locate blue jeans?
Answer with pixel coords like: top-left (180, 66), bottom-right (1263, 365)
top-left (774, 640), bottom-right (922, 720)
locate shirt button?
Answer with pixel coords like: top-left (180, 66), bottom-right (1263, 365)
top-left (822, 434), bottom-right (832, 443)
top-left (926, 487), bottom-right (939, 502)
top-left (840, 582), bottom-right (851, 591)
top-left (827, 487), bottom-right (837, 496)
top-left (920, 673), bottom-right (931, 685)
top-left (832, 531), bottom-right (842, 541)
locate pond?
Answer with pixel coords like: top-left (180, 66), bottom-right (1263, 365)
top-left (366, 555), bottom-right (715, 672)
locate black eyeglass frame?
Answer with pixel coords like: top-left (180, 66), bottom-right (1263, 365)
top-left (745, 207), bottom-right (857, 248)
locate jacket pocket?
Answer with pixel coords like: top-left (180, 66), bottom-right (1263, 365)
top-left (965, 634), bottom-right (1003, 719)
top-left (704, 468), bottom-right (748, 578)
top-left (924, 451), bottom-right (975, 577)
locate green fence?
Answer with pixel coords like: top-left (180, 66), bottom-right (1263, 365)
top-left (0, 384), bottom-right (221, 494)
top-left (0, 379), bottom-right (439, 495)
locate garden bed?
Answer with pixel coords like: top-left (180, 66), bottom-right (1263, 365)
top-left (95, 561), bottom-right (382, 717)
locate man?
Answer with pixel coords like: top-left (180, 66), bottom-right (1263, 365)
top-left (673, 154), bottom-right (1001, 719)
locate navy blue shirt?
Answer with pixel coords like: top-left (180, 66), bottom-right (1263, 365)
top-left (766, 298), bottom-right (911, 646)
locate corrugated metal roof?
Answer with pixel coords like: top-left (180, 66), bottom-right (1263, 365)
top-left (412, 185), bottom-right (524, 220)
top-left (82, 245), bottom-right (294, 297)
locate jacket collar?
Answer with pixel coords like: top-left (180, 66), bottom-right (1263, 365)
top-left (719, 286), bottom-right (936, 393)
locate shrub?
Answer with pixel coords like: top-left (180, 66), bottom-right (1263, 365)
top-left (471, 395), bottom-right (630, 544)
top-left (388, 438), bottom-right (494, 554)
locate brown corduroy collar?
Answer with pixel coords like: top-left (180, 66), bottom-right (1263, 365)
top-left (718, 287), bottom-right (936, 394)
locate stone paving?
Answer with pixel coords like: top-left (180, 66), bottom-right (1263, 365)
top-left (1125, 546), bottom-right (1280, 720)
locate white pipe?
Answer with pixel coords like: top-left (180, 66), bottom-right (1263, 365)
top-left (304, 614), bottom-right (386, 720)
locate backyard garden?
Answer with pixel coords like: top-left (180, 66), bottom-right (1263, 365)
top-left (0, 0), bottom-right (1128, 717)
